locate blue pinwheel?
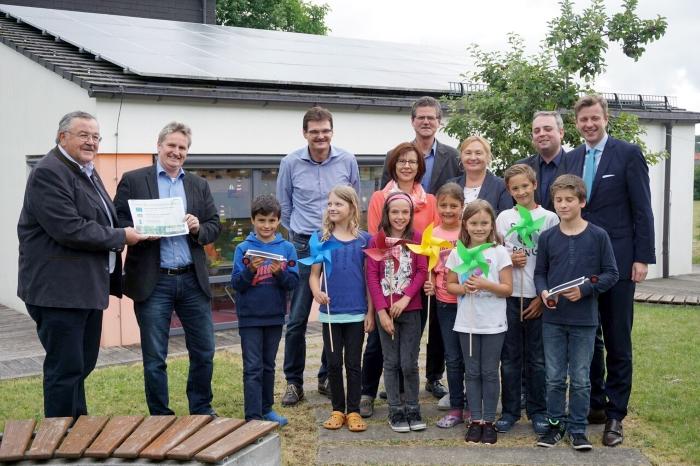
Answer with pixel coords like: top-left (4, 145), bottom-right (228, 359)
top-left (298, 231), bottom-right (343, 351)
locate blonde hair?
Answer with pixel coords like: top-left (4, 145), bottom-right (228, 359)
top-left (321, 185), bottom-right (361, 241)
top-left (459, 135), bottom-right (493, 164)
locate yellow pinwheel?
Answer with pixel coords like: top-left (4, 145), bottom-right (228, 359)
top-left (407, 223), bottom-right (452, 272)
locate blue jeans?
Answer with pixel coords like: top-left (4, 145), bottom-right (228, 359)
top-left (239, 325), bottom-right (283, 421)
top-left (500, 297), bottom-right (546, 421)
top-left (543, 323), bottom-right (596, 434)
top-left (459, 332), bottom-right (505, 422)
top-left (134, 271), bottom-right (215, 415)
top-left (283, 233), bottom-right (327, 386)
top-left (436, 301), bottom-right (467, 411)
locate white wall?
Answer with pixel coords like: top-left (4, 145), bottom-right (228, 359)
top-left (0, 45), bottom-right (96, 311)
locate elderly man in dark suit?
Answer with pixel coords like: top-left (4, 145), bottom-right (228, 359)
top-left (18, 111), bottom-right (144, 418)
top-left (114, 121), bottom-right (221, 416)
top-left (560, 95), bottom-right (655, 447)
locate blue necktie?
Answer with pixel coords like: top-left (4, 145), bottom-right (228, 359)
top-left (583, 148), bottom-right (597, 201)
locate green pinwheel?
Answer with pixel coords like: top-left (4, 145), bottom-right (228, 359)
top-left (452, 240), bottom-right (493, 279)
top-left (506, 204), bottom-right (545, 248)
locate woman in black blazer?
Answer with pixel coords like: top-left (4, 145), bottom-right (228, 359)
top-left (448, 136), bottom-right (512, 216)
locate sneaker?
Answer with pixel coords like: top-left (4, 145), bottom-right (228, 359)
top-left (537, 420), bottom-right (565, 448)
top-left (263, 410), bottom-right (288, 427)
top-left (405, 406), bottom-right (427, 431)
top-left (379, 390), bottom-right (387, 400)
top-left (569, 432), bottom-right (593, 451)
top-left (531, 415), bottom-right (550, 436)
top-left (495, 416), bottom-right (517, 433)
top-left (359, 395), bottom-right (374, 418)
top-left (388, 409), bottom-right (410, 433)
top-left (465, 421), bottom-right (482, 443)
top-left (281, 384), bottom-right (304, 406)
top-left (318, 378), bottom-right (332, 399)
top-left (425, 380), bottom-right (448, 399)
top-left (436, 411), bottom-right (462, 428)
top-left (437, 393), bottom-right (451, 410)
top-left (481, 421), bottom-right (497, 444)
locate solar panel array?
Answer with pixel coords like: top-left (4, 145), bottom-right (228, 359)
top-left (0, 4), bottom-right (469, 93)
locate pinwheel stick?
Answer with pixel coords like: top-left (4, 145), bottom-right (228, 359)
top-left (389, 263), bottom-right (395, 341)
top-left (520, 269), bottom-right (524, 323)
top-left (469, 294), bottom-right (473, 358)
top-left (426, 275), bottom-right (432, 345)
top-left (323, 263), bottom-right (334, 353)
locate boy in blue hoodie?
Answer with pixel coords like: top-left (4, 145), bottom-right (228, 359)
top-left (232, 195), bottom-right (299, 425)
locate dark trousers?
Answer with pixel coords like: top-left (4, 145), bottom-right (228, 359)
top-left (322, 321), bottom-right (365, 414)
top-left (26, 304), bottom-right (102, 418)
top-left (420, 291), bottom-right (445, 383)
top-left (360, 328), bottom-right (384, 398)
top-left (239, 325), bottom-right (283, 421)
top-left (283, 233), bottom-right (328, 386)
top-left (500, 297), bottom-right (546, 421)
top-left (436, 301), bottom-right (467, 410)
top-left (589, 279), bottom-right (636, 421)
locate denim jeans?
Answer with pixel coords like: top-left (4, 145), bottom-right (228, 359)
top-left (543, 322), bottom-right (597, 434)
top-left (323, 322), bottom-right (365, 414)
top-left (283, 233), bottom-right (327, 386)
top-left (134, 271), bottom-right (215, 415)
top-left (436, 301), bottom-right (466, 411)
top-left (500, 297), bottom-right (546, 421)
top-left (459, 332), bottom-right (505, 422)
top-left (239, 325), bottom-right (283, 421)
top-left (27, 304), bottom-right (102, 418)
top-left (377, 311), bottom-right (421, 407)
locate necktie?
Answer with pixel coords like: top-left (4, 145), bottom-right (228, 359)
top-left (583, 148), bottom-right (597, 201)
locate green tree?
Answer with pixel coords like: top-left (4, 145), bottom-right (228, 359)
top-left (444, 0), bottom-right (668, 173)
top-left (216, 0), bottom-right (330, 35)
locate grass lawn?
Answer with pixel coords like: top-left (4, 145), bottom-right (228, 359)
top-left (693, 200), bottom-right (700, 263)
top-left (1, 304), bottom-right (698, 465)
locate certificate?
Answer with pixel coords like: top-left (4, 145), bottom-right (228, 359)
top-left (128, 198), bottom-right (188, 237)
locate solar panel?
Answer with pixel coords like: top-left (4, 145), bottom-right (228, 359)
top-left (0, 4), bottom-right (470, 93)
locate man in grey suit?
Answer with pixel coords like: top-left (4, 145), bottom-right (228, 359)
top-left (18, 111), bottom-right (144, 418)
top-left (114, 122), bottom-right (221, 416)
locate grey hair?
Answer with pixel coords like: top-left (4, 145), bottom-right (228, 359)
top-left (55, 111), bottom-right (97, 144)
top-left (532, 111), bottom-right (564, 130)
top-left (411, 96), bottom-right (442, 120)
top-left (158, 121), bottom-right (192, 148)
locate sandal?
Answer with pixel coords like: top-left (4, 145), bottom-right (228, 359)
top-left (323, 411), bottom-right (346, 430)
top-left (437, 411), bottom-right (462, 428)
top-left (346, 412), bottom-right (367, 432)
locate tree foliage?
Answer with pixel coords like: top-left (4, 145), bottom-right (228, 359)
top-left (444, 0), bottom-right (668, 173)
top-left (216, 0), bottom-right (330, 35)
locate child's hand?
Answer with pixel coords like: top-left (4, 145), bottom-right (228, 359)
top-left (268, 260), bottom-right (282, 275)
top-left (560, 286), bottom-right (582, 302)
top-left (247, 256), bottom-right (264, 273)
top-left (364, 313), bottom-right (375, 333)
top-left (389, 295), bottom-right (410, 318)
top-left (378, 311), bottom-right (394, 336)
top-left (522, 296), bottom-right (544, 319)
top-left (465, 275), bottom-right (488, 292)
top-left (423, 280), bottom-right (435, 296)
top-left (541, 291), bottom-right (557, 309)
top-left (313, 291), bottom-right (330, 305)
top-left (511, 250), bottom-right (527, 268)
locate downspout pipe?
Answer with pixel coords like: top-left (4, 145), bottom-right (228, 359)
top-left (662, 122), bottom-right (672, 278)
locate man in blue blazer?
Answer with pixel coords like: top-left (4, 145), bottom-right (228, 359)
top-left (114, 122), bottom-right (221, 416)
top-left (559, 95), bottom-right (655, 446)
top-left (18, 111), bottom-right (144, 418)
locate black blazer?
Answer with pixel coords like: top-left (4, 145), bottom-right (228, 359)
top-left (516, 148), bottom-right (566, 211)
top-left (380, 139), bottom-right (462, 194)
top-left (17, 147), bottom-right (125, 310)
top-left (559, 136), bottom-right (655, 278)
top-left (114, 165), bottom-right (221, 302)
top-left (449, 170), bottom-right (513, 216)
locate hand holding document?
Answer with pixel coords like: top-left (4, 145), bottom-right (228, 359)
top-left (128, 198), bottom-right (188, 237)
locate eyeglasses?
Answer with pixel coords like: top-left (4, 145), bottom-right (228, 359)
top-left (66, 131), bottom-right (102, 143)
top-left (306, 129), bottom-right (333, 136)
top-left (397, 159), bottom-right (418, 166)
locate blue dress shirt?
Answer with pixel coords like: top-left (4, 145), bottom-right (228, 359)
top-left (420, 139), bottom-right (437, 193)
top-left (156, 159), bottom-right (193, 268)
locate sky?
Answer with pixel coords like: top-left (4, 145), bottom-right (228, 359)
top-left (315, 0), bottom-right (700, 132)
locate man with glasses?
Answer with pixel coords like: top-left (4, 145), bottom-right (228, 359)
top-left (18, 111), bottom-right (145, 418)
top-left (277, 106), bottom-right (360, 406)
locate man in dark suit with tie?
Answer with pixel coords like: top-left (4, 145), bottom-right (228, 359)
top-left (114, 122), bottom-right (221, 416)
top-left (18, 111), bottom-right (144, 418)
top-left (517, 111), bottom-right (567, 211)
top-left (559, 95), bottom-right (655, 446)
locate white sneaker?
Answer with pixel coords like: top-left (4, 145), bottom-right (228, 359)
top-left (437, 393), bottom-right (451, 410)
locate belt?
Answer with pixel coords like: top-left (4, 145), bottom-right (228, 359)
top-left (291, 231), bottom-right (311, 242)
top-left (159, 264), bottom-right (194, 275)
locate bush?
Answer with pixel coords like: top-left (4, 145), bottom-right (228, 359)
top-left (695, 165), bottom-right (700, 200)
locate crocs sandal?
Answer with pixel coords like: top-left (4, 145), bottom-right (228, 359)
top-left (323, 411), bottom-right (346, 430)
top-left (346, 412), bottom-right (367, 432)
top-left (437, 412), bottom-right (462, 428)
